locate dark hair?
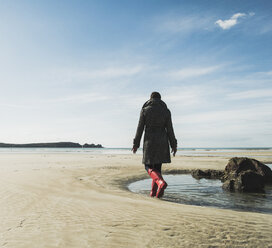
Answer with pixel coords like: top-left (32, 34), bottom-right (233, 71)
top-left (150, 92), bottom-right (161, 99)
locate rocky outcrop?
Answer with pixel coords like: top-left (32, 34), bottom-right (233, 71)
top-left (0, 142), bottom-right (104, 148)
top-left (191, 169), bottom-right (224, 180)
top-left (222, 157), bottom-right (272, 192)
top-left (83, 143), bottom-right (103, 148)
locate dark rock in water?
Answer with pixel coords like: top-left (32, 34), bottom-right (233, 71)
top-left (191, 169), bottom-right (224, 180)
top-left (223, 157), bottom-right (272, 184)
top-left (222, 171), bottom-right (264, 192)
top-left (192, 169), bottom-right (207, 179)
top-left (222, 157), bottom-right (272, 192)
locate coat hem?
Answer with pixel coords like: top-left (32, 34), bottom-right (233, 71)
top-left (142, 160), bottom-right (171, 164)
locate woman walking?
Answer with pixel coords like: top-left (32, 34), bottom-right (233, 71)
top-left (132, 92), bottom-right (177, 198)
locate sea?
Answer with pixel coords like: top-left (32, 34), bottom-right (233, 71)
top-left (0, 147), bottom-right (271, 157)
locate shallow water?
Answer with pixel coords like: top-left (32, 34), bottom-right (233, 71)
top-left (0, 147), bottom-right (271, 158)
top-left (128, 167), bottom-right (272, 214)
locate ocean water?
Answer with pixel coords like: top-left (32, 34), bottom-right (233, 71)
top-left (0, 147), bottom-right (271, 156)
top-left (128, 166), bottom-right (272, 214)
top-left (0, 147), bottom-right (133, 154)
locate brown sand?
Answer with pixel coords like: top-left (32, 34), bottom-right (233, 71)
top-left (0, 151), bottom-right (272, 247)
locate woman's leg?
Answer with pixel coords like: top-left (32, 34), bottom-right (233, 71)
top-left (145, 164), bottom-right (162, 173)
top-left (145, 163), bottom-right (167, 198)
top-left (153, 163), bottom-right (166, 197)
top-left (145, 164), bottom-right (157, 197)
top-left (154, 163), bottom-right (162, 174)
top-left (145, 164), bottom-right (152, 172)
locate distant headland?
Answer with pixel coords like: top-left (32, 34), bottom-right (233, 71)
top-left (0, 142), bottom-right (103, 148)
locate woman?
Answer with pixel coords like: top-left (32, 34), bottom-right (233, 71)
top-left (132, 92), bottom-right (177, 198)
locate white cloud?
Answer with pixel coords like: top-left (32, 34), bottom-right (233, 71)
top-left (54, 65), bottom-right (144, 83)
top-left (227, 89), bottom-right (272, 100)
top-left (47, 93), bottom-right (111, 103)
top-left (77, 66), bottom-right (143, 79)
top-left (164, 91), bottom-right (200, 106)
top-left (174, 102), bottom-right (272, 146)
top-left (0, 103), bottom-right (39, 109)
top-left (262, 70), bottom-right (272, 76)
top-left (260, 22), bottom-right (272, 34)
top-left (160, 15), bottom-right (212, 33)
top-left (169, 66), bottom-right (219, 80)
top-left (215, 12), bottom-right (249, 30)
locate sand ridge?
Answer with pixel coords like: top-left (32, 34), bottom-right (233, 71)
top-left (0, 152), bottom-right (272, 247)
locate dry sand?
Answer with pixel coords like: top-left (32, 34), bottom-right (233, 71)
top-left (0, 151), bottom-right (272, 247)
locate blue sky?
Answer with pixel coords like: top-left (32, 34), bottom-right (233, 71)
top-left (0, 0), bottom-right (271, 147)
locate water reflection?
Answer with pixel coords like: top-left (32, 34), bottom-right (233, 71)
top-left (128, 174), bottom-right (272, 214)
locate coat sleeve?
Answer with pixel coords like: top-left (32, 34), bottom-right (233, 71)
top-left (166, 110), bottom-right (177, 149)
top-left (133, 109), bottom-right (145, 148)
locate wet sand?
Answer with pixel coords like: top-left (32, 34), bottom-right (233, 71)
top-left (0, 151), bottom-right (272, 247)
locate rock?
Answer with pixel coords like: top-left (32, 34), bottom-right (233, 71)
top-left (191, 169), bottom-right (224, 180)
top-left (222, 157), bottom-right (272, 192)
top-left (191, 169), bottom-right (207, 179)
top-left (222, 171), bottom-right (264, 192)
top-left (0, 142), bottom-right (104, 148)
top-left (223, 157), bottom-right (272, 184)
top-left (83, 143), bottom-right (103, 148)
top-left (222, 179), bottom-right (235, 191)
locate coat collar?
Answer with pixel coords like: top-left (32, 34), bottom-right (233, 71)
top-left (142, 98), bottom-right (167, 109)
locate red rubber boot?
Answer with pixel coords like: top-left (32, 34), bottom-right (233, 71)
top-left (150, 179), bottom-right (158, 197)
top-left (147, 169), bottom-right (167, 198)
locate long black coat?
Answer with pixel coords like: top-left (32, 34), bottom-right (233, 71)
top-left (133, 98), bottom-right (177, 164)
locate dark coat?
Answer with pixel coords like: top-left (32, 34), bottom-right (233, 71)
top-left (133, 98), bottom-right (177, 164)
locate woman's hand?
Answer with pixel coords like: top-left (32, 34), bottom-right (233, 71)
top-left (131, 146), bottom-right (138, 154)
top-left (171, 147), bottom-right (177, 157)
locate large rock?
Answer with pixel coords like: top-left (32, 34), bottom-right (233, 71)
top-left (222, 171), bottom-right (264, 192)
top-left (191, 169), bottom-right (224, 180)
top-left (222, 157), bottom-right (272, 192)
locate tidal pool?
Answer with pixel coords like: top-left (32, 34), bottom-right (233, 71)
top-left (128, 170), bottom-right (272, 214)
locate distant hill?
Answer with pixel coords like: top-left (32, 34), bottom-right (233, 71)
top-left (0, 142), bottom-right (103, 148)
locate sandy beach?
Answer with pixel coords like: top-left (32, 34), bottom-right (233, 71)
top-left (1, 151), bottom-right (272, 248)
